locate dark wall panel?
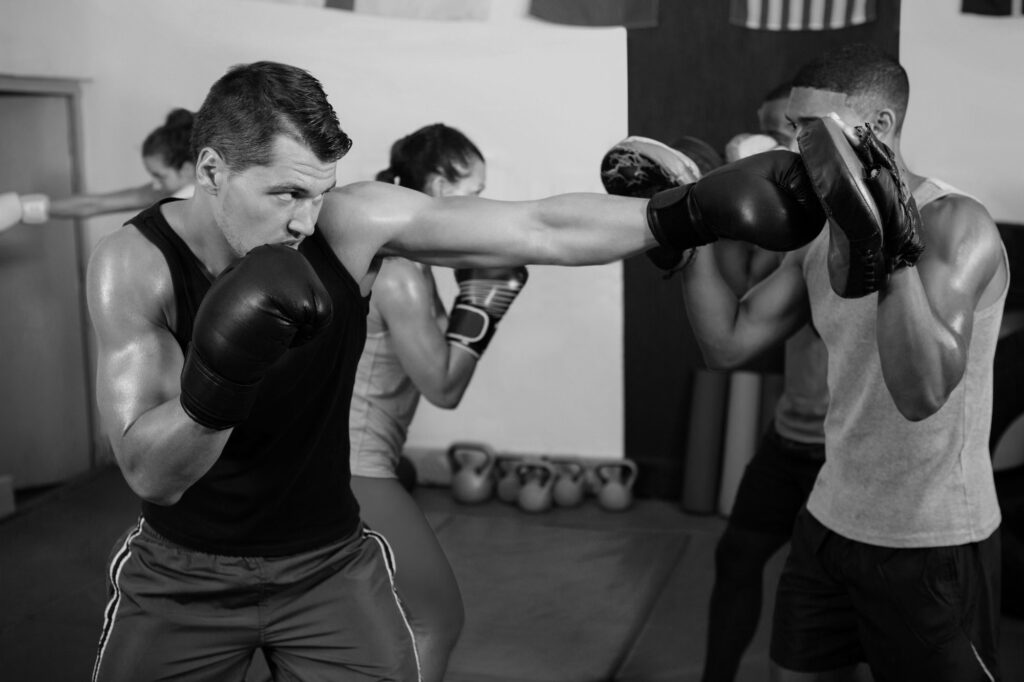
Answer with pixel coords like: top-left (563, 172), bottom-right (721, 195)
top-left (623, 0), bottom-right (901, 498)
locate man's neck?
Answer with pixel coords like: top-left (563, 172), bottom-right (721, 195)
top-left (164, 195), bottom-right (236, 279)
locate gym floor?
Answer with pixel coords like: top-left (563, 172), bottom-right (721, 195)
top-left (1, 465), bottom-right (1022, 682)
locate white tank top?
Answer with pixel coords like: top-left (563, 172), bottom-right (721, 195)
top-left (348, 325), bottom-right (422, 463)
top-left (348, 261), bottom-right (446, 464)
top-left (803, 178), bottom-right (1005, 547)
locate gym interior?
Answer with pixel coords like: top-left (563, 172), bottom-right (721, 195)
top-left (1, 1), bottom-right (1022, 680)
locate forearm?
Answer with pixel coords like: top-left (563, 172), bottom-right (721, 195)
top-left (49, 184), bottom-right (163, 219)
top-left (877, 268), bottom-right (966, 420)
top-left (114, 399), bottom-right (231, 505)
top-left (420, 346), bottom-right (478, 409)
top-left (681, 247), bottom-right (747, 368)
top-left (530, 194), bottom-right (655, 266)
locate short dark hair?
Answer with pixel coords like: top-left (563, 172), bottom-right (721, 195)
top-left (793, 43), bottom-right (909, 132)
top-left (142, 108), bottom-right (195, 169)
top-left (191, 61), bottom-right (352, 171)
top-left (375, 123), bottom-right (483, 192)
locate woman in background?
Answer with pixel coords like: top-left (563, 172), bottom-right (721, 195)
top-left (0, 108), bottom-right (195, 231)
top-left (349, 123), bottom-right (527, 682)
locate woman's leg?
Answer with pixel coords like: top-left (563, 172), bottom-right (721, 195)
top-left (350, 475), bottom-right (464, 682)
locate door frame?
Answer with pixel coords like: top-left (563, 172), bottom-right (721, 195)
top-left (0, 74), bottom-right (99, 471)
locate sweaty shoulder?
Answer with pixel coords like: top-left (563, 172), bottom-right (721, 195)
top-left (919, 194), bottom-right (1006, 304)
top-left (373, 258), bottom-right (434, 313)
top-left (318, 181), bottom-right (433, 280)
top-left (921, 194), bottom-right (1001, 259)
top-left (87, 225), bottom-right (175, 331)
top-left (322, 181), bottom-right (430, 231)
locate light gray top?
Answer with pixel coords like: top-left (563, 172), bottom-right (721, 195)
top-left (804, 178), bottom-right (1004, 547)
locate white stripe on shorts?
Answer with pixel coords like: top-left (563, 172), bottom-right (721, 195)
top-left (91, 518), bottom-right (144, 682)
top-left (363, 527), bottom-right (422, 682)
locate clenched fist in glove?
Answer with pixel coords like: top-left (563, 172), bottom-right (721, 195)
top-left (644, 150), bottom-right (827, 269)
top-left (445, 267), bottom-right (529, 359)
top-left (0, 192), bottom-right (50, 233)
top-left (180, 245), bottom-right (334, 430)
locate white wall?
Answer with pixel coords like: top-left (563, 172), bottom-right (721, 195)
top-left (0, 0), bottom-right (628, 458)
top-left (900, 0), bottom-right (1024, 223)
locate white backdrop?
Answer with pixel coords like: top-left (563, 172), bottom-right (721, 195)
top-left (0, 0), bottom-right (629, 458)
top-left (900, 0), bottom-right (1024, 223)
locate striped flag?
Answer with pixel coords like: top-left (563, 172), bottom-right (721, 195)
top-left (730, 0), bottom-right (877, 31)
top-left (960, 0), bottom-right (1013, 14)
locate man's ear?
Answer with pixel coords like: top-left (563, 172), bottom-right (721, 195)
top-left (869, 108), bottom-right (897, 140)
top-left (194, 147), bottom-right (226, 195)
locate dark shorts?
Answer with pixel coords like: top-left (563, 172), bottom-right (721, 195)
top-left (771, 508), bottom-right (1002, 681)
top-left (728, 427), bottom-right (825, 536)
top-left (93, 518), bottom-right (420, 682)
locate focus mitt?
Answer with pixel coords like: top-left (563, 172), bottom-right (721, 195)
top-left (601, 135), bottom-right (719, 272)
top-left (797, 116), bottom-right (886, 298)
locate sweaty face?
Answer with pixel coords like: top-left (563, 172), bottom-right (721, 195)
top-left (433, 156), bottom-right (486, 198)
top-left (786, 87), bottom-right (873, 145)
top-left (757, 97), bottom-right (796, 150)
top-left (143, 155), bottom-right (193, 193)
top-left (214, 135), bottom-right (337, 257)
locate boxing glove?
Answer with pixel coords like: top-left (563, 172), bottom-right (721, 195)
top-left (180, 244), bottom-right (333, 430)
top-left (645, 150), bottom-right (826, 266)
top-left (445, 267), bottom-right (529, 359)
top-left (0, 192), bottom-right (50, 232)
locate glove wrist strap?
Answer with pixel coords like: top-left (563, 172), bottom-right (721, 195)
top-left (179, 347), bottom-right (261, 430)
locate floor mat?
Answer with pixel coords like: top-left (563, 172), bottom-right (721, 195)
top-left (430, 513), bottom-right (690, 682)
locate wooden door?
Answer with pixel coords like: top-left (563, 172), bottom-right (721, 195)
top-left (0, 81), bottom-right (93, 489)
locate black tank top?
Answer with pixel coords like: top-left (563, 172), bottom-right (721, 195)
top-left (130, 199), bottom-right (367, 556)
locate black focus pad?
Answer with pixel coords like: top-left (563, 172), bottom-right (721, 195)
top-left (798, 116), bottom-right (886, 299)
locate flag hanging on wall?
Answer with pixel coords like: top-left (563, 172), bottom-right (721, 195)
top-left (729, 0), bottom-right (877, 31)
top-left (528, 0), bottom-right (659, 29)
top-left (960, 0), bottom-right (1013, 15)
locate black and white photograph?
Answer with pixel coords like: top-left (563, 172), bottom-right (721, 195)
top-left (1, 0), bottom-right (1022, 680)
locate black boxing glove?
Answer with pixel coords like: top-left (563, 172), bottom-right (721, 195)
top-left (445, 266), bottom-right (529, 359)
top-left (645, 150), bottom-right (826, 267)
top-left (180, 245), bottom-right (333, 430)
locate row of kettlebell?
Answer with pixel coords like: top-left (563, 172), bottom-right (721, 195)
top-left (447, 441), bottom-right (638, 513)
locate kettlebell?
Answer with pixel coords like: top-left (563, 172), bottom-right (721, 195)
top-left (595, 460), bottom-right (639, 512)
top-left (516, 461), bottom-right (556, 513)
top-left (495, 455), bottom-right (525, 503)
top-left (552, 459), bottom-right (586, 508)
top-left (582, 460), bottom-right (603, 497)
top-left (447, 441), bottom-right (495, 504)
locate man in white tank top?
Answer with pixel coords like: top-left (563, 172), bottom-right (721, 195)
top-left (680, 43), bottom-right (1007, 681)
